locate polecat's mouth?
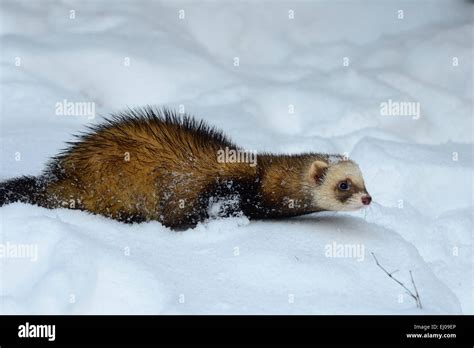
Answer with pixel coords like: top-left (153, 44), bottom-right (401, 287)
top-left (341, 192), bottom-right (372, 211)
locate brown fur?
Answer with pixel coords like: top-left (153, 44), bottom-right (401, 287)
top-left (0, 107), bottom-right (370, 228)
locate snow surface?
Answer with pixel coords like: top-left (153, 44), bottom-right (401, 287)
top-left (0, 0), bottom-right (472, 314)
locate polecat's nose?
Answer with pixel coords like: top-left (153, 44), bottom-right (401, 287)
top-left (361, 195), bottom-right (372, 205)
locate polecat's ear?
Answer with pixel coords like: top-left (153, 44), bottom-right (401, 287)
top-left (307, 160), bottom-right (328, 184)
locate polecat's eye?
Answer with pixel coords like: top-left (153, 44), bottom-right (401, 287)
top-left (338, 181), bottom-right (350, 191)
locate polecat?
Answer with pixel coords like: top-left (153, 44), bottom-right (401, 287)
top-left (0, 107), bottom-right (371, 228)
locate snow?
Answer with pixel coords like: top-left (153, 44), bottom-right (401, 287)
top-left (0, 0), bottom-right (472, 314)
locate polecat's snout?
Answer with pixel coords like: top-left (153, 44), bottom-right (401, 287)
top-left (361, 195), bottom-right (372, 206)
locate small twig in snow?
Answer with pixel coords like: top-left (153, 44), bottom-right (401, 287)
top-left (410, 270), bottom-right (423, 309)
top-left (371, 252), bottom-right (422, 309)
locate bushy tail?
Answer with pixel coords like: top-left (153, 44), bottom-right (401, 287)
top-left (0, 176), bottom-right (46, 207)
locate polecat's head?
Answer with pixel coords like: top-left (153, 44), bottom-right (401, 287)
top-left (306, 158), bottom-right (371, 211)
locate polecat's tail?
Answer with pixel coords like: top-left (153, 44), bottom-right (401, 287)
top-left (0, 176), bottom-right (46, 207)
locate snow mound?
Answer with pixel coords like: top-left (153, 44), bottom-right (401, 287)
top-left (0, 204), bottom-right (462, 314)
